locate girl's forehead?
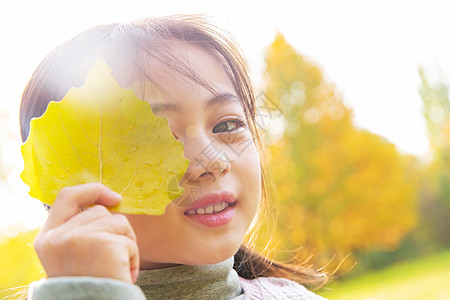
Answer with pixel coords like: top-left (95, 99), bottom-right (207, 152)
top-left (127, 42), bottom-right (237, 106)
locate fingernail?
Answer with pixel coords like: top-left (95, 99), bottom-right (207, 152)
top-left (108, 190), bottom-right (122, 200)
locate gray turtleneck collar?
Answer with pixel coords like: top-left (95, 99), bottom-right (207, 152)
top-left (136, 257), bottom-right (244, 300)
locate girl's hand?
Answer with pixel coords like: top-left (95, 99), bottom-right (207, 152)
top-left (33, 183), bottom-right (139, 284)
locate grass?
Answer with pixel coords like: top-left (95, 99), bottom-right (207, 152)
top-left (318, 249), bottom-right (450, 300)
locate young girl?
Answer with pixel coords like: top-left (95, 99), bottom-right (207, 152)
top-left (20, 15), bottom-right (327, 299)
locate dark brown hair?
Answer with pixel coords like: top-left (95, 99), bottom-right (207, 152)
top-left (20, 14), bottom-right (326, 289)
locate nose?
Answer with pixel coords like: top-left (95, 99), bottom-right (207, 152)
top-left (182, 133), bottom-right (231, 181)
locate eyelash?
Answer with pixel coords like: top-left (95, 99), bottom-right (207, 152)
top-left (212, 118), bottom-right (247, 134)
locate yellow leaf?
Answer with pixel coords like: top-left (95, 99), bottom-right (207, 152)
top-left (21, 56), bottom-right (189, 215)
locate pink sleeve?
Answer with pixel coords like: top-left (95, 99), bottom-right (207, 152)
top-left (239, 277), bottom-right (327, 300)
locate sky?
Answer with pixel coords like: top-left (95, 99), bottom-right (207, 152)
top-left (1, 0), bottom-right (449, 232)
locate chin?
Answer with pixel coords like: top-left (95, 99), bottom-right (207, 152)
top-left (183, 241), bottom-right (241, 266)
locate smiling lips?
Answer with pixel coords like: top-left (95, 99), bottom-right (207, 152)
top-left (183, 191), bottom-right (236, 227)
top-left (185, 202), bottom-right (229, 215)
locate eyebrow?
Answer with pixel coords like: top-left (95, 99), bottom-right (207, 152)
top-left (150, 93), bottom-right (240, 113)
top-left (150, 103), bottom-right (182, 114)
top-left (207, 93), bottom-right (241, 110)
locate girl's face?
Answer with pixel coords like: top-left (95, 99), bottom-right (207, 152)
top-left (124, 43), bottom-right (261, 269)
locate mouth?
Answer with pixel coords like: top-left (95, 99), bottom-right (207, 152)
top-left (185, 201), bottom-right (231, 215)
top-left (183, 191), bottom-right (236, 226)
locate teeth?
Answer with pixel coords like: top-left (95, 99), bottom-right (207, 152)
top-left (205, 206), bottom-right (214, 214)
top-left (186, 202), bottom-right (229, 215)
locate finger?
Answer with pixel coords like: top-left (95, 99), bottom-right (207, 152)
top-left (113, 234), bottom-right (140, 284)
top-left (95, 233), bottom-right (139, 283)
top-left (122, 235), bottom-right (139, 284)
top-left (44, 183), bottom-right (122, 230)
top-left (74, 214), bottom-right (137, 242)
top-left (124, 235), bottom-right (140, 284)
top-left (74, 214), bottom-right (139, 283)
top-left (57, 204), bottom-right (112, 228)
top-left (130, 245), bottom-right (140, 284)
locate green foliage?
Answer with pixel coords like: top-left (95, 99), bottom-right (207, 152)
top-left (419, 67), bottom-right (450, 149)
top-left (418, 67), bottom-right (450, 247)
top-left (262, 33), bottom-right (419, 271)
top-left (320, 249), bottom-right (450, 300)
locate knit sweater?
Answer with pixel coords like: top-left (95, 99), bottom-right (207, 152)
top-left (28, 257), bottom-right (327, 299)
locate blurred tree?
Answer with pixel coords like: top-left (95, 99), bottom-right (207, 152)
top-left (0, 110), bottom-right (43, 297)
top-left (418, 67), bottom-right (450, 247)
top-left (261, 33), bottom-right (419, 272)
top-left (0, 229), bottom-right (43, 297)
top-left (419, 67), bottom-right (450, 150)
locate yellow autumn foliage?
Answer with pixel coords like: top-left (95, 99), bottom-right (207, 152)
top-left (0, 229), bottom-right (43, 297)
top-left (261, 33), bottom-right (419, 270)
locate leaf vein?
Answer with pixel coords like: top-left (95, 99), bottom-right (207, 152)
top-left (103, 97), bottom-right (124, 138)
top-left (42, 130), bottom-right (79, 185)
top-left (119, 141), bottom-right (146, 195)
top-left (74, 104), bottom-right (97, 147)
top-left (103, 115), bottom-right (138, 165)
top-left (58, 111), bottom-right (92, 176)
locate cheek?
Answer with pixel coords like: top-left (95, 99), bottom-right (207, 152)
top-left (235, 143), bottom-right (262, 213)
top-left (240, 141), bottom-right (261, 180)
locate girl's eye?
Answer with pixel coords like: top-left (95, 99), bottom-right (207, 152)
top-left (212, 119), bottom-right (246, 133)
